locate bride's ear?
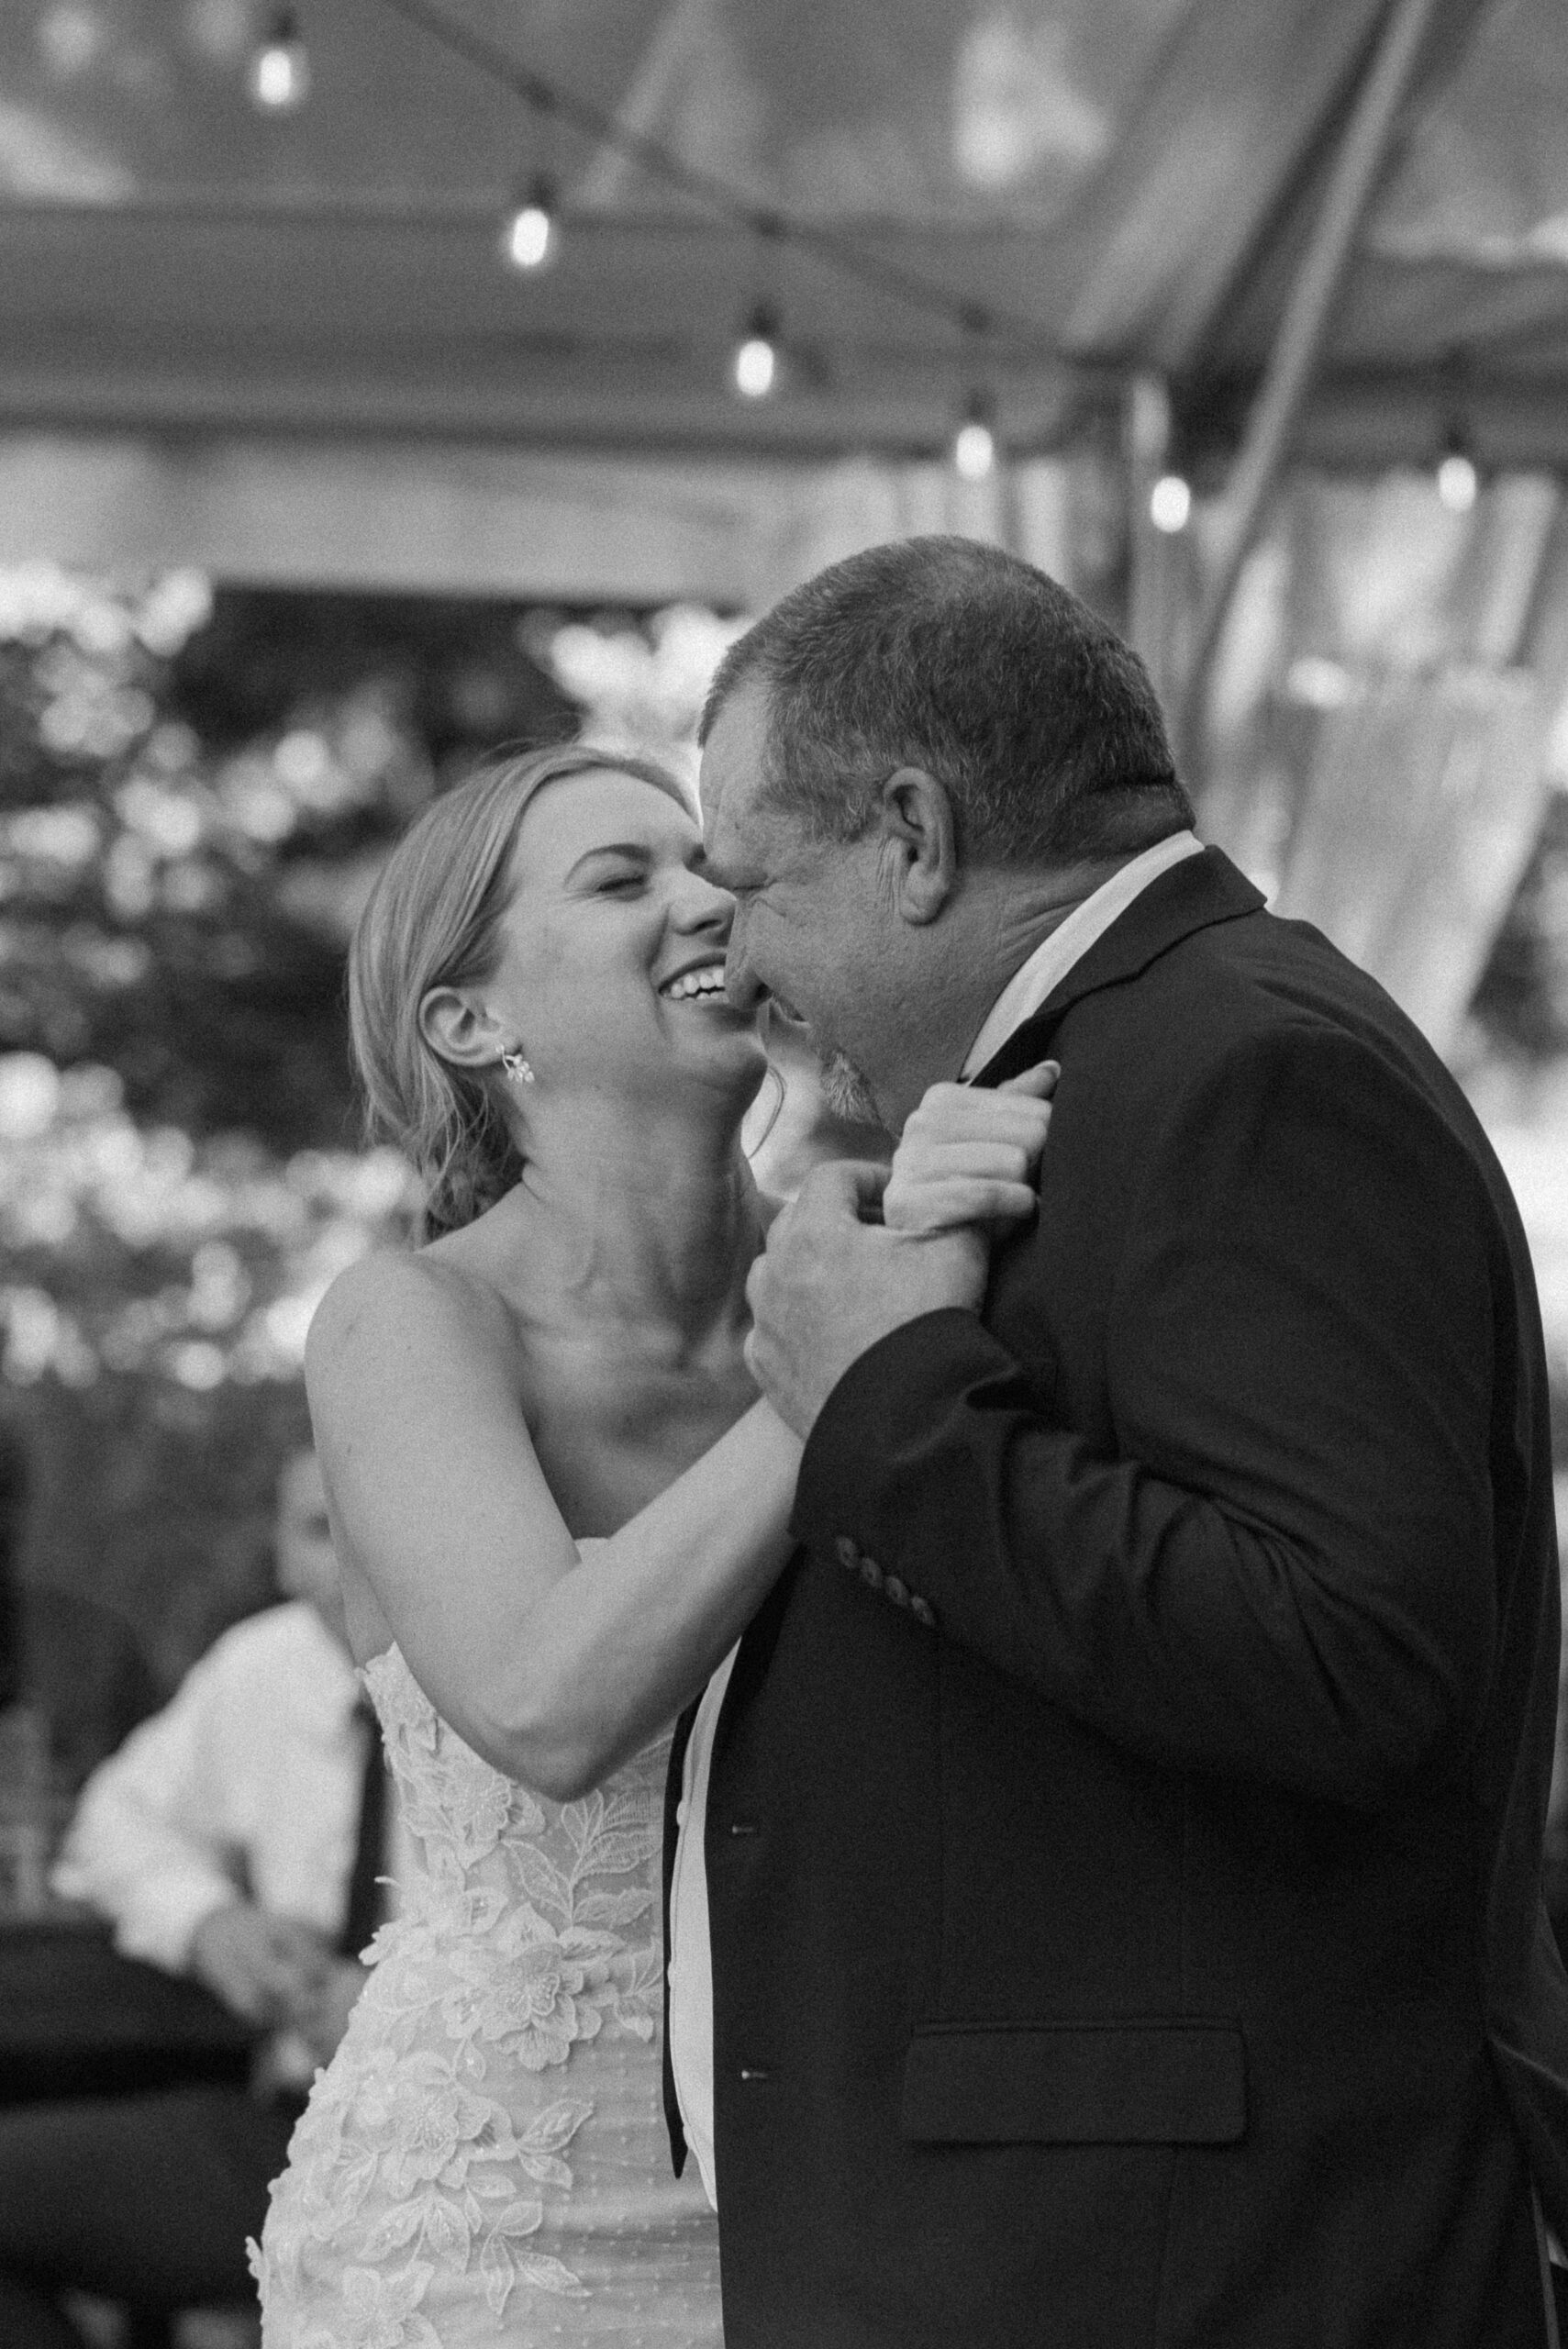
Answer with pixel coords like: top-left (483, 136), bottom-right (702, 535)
top-left (419, 985), bottom-right (505, 1073)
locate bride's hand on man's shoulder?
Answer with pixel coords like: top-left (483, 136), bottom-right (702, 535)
top-left (882, 1061), bottom-right (1058, 1236)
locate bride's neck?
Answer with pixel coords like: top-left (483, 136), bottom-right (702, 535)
top-left (501, 1094), bottom-right (761, 1345)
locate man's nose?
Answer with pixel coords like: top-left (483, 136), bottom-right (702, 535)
top-left (722, 923), bottom-right (765, 1011)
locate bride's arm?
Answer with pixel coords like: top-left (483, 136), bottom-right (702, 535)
top-left (306, 1252), bottom-right (798, 1799)
top-left (307, 1063), bottom-right (1059, 1804)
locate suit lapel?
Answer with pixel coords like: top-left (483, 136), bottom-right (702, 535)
top-left (971, 846), bottom-right (1264, 1089)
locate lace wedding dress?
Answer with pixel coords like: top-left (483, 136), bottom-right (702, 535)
top-left (250, 1641), bottom-right (722, 2348)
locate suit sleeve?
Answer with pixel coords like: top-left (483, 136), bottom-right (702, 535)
top-left (792, 1023), bottom-right (1500, 1810)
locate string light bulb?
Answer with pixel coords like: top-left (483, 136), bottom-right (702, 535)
top-left (732, 304), bottom-right (780, 399)
top-left (1435, 425), bottom-right (1478, 515)
top-left (503, 174), bottom-right (558, 272)
top-left (1150, 472), bottom-right (1193, 533)
top-left (247, 6), bottom-right (309, 111)
top-left (952, 390), bottom-right (996, 483)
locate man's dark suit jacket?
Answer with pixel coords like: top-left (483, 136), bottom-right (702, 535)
top-left (662, 846), bottom-right (1568, 2347)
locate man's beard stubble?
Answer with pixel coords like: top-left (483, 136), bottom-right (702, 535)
top-left (818, 1049), bottom-right (885, 1130)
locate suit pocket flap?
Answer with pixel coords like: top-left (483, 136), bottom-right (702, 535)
top-left (902, 2021), bottom-right (1245, 2145)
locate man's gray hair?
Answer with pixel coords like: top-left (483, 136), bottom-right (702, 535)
top-left (700, 536), bottom-right (1194, 867)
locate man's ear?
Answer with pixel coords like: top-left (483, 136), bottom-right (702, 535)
top-left (877, 767), bottom-right (958, 926)
top-left (418, 985), bottom-right (506, 1072)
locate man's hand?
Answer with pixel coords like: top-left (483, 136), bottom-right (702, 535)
top-left (746, 1161), bottom-right (988, 1438)
top-left (292, 1958), bottom-right (370, 2065)
top-left (188, 1901), bottom-right (335, 2027)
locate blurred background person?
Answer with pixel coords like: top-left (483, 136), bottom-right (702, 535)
top-left (0, 1449), bottom-right (406, 2349)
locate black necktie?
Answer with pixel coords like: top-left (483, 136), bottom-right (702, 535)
top-left (338, 1697), bottom-right (388, 1958)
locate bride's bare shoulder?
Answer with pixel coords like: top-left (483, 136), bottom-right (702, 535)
top-left (306, 1239), bottom-right (516, 1389)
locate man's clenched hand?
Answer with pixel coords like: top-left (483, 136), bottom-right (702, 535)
top-left (745, 1161), bottom-right (987, 1439)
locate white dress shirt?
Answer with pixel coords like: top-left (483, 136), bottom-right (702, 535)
top-left (666, 1642), bottom-right (739, 2210)
top-left (960, 829), bottom-right (1203, 1078)
top-left (51, 1598), bottom-right (409, 1971)
top-left (666, 828), bottom-right (1205, 2207)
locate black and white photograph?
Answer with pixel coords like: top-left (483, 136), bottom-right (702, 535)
top-left (2, 3), bottom-right (1568, 2343)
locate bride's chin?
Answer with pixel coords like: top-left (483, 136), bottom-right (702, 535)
top-left (669, 1014), bottom-right (768, 1069)
top-left (634, 1028), bottom-right (769, 1111)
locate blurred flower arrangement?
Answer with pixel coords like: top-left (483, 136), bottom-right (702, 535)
top-left (0, 567), bottom-right (442, 1139)
top-left (0, 564), bottom-right (439, 1400)
top-left (0, 1052), bottom-right (418, 1392)
top-left (527, 603), bottom-right (751, 782)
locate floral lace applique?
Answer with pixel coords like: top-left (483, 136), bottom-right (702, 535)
top-left (368, 1652), bottom-right (541, 1878)
top-left (251, 1646), bottom-right (695, 2346)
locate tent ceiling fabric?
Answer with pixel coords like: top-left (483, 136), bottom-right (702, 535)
top-left (0, 0), bottom-right (1565, 459)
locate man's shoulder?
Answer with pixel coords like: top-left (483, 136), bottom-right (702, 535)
top-left (1067, 890), bottom-right (1436, 1080)
top-left (1031, 906), bottom-right (1507, 1240)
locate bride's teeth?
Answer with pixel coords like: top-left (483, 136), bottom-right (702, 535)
top-left (664, 967), bottom-right (726, 999)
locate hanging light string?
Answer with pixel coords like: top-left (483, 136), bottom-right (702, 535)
top-left (500, 78), bottom-right (558, 270)
top-left (368, 0), bottom-right (1051, 352)
top-left (503, 173), bottom-right (556, 270)
top-left (732, 302), bottom-right (780, 398)
top-left (950, 304), bottom-right (997, 477)
top-left (249, 6), bottom-right (310, 110)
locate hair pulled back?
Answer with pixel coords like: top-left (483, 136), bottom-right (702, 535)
top-left (350, 741), bottom-right (693, 1240)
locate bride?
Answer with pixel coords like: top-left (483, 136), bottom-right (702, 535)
top-left (250, 742), bottom-right (1051, 2346)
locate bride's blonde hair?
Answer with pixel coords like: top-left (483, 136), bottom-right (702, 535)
top-left (350, 742), bottom-right (695, 1238)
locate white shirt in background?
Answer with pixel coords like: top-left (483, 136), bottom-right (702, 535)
top-left (51, 1598), bottom-right (409, 1969)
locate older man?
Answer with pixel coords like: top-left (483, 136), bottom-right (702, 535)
top-left (664, 536), bottom-right (1568, 2346)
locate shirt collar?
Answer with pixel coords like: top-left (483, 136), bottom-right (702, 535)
top-left (960, 830), bottom-right (1204, 1079)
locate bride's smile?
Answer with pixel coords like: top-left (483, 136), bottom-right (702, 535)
top-left (436, 767), bottom-right (766, 1110)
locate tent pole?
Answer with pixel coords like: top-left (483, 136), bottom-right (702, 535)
top-left (1177, 0), bottom-right (1446, 770)
top-left (1125, 373), bottom-right (1176, 704)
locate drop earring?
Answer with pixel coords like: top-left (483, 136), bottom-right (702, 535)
top-left (500, 1049), bottom-right (535, 1088)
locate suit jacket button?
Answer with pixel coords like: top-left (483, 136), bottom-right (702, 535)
top-left (858, 1555), bottom-right (884, 1592)
top-left (884, 1575), bottom-right (909, 1608)
top-left (909, 1595), bottom-right (936, 1627)
top-left (835, 1536), bottom-right (861, 1572)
